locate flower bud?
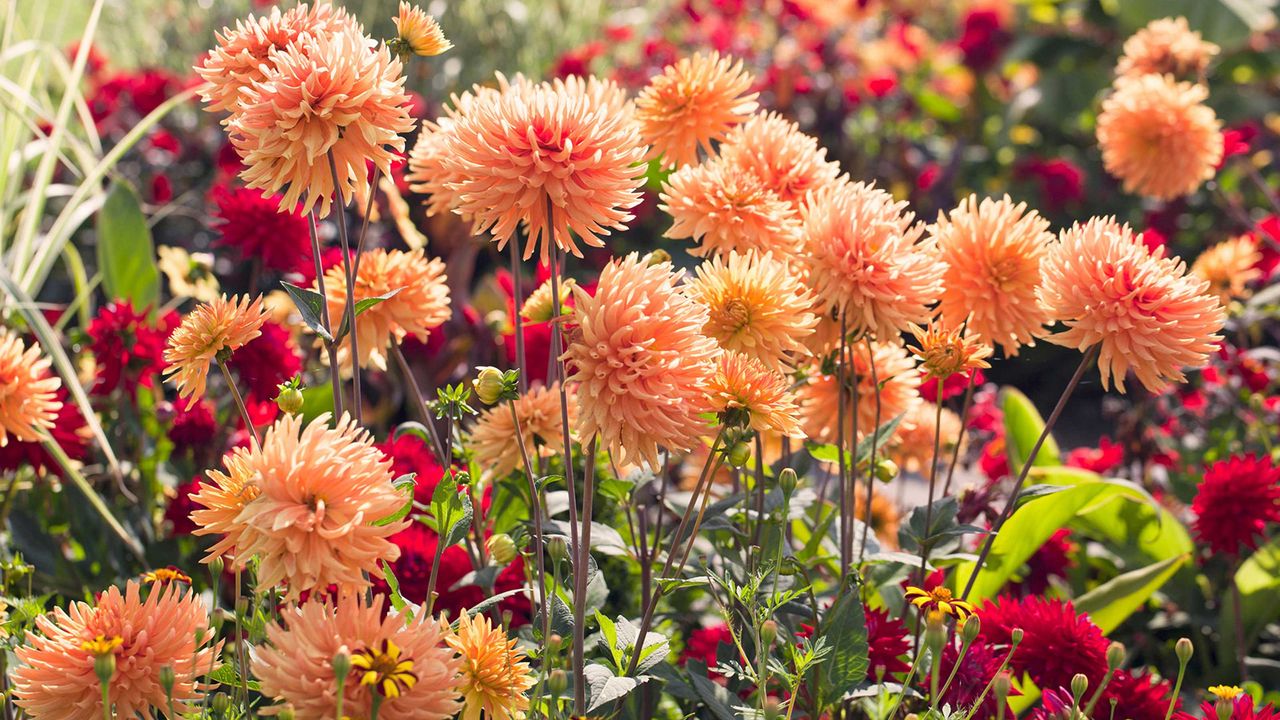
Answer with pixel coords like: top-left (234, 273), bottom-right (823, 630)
top-left (1106, 641), bottom-right (1125, 670)
top-left (1070, 673), bottom-right (1089, 703)
top-left (331, 651), bottom-right (352, 679)
top-left (760, 620), bottom-right (778, 648)
top-left (994, 671), bottom-right (1012, 703)
top-left (275, 384), bottom-right (304, 415)
top-left (547, 634), bottom-right (563, 654)
top-left (210, 693), bottom-right (231, 715)
top-left (646, 249), bottom-right (671, 267)
top-left (1010, 628), bottom-right (1024, 645)
top-left (874, 458), bottom-right (899, 483)
top-left (546, 536), bottom-right (570, 564)
top-left (924, 610), bottom-right (946, 653)
top-left (93, 653), bottom-right (116, 685)
top-left (473, 366), bottom-right (505, 405)
top-left (487, 533), bottom-right (518, 565)
top-left (209, 556), bottom-right (225, 578)
top-left (961, 615), bottom-right (980, 644)
top-left (779, 468), bottom-right (798, 497)
top-left (1175, 637), bottom-right (1194, 665)
top-left (727, 441), bottom-right (752, 468)
top-left (548, 669), bottom-right (568, 695)
top-left (159, 665), bottom-right (176, 697)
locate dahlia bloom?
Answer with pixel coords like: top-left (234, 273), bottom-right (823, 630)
top-left (890, 401), bottom-right (963, 475)
top-left (1181, 695), bottom-right (1278, 720)
top-left (865, 607), bottom-right (911, 679)
top-left (1191, 454), bottom-right (1280, 557)
top-left (907, 320), bottom-right (993, 380)
top-left (1117, 17), bottom-right (1218, 79)
top-left (196, 2), bottom-right (355, 113)
top-left (86, 301), bottom-right (171, 395)
top-left (445, 610), bottom-right (536, 720)
top-left (520, 277), bottom-right (575, 324)
top-left (687, 250), bottom-right (817, 370)
top-left (930, 195), bottom-right (1055, 355)
top-left (1191, 234), bottom-right (1262, 304)
top-left (0, 390), bottom-right (87, 479)
top-left (378, 431), bottom-right (445, 505)
top-left (661, 158), bottom-right (803, 258)
top-left (855, 484), bottom-right (902, 549)
top-left (442, 77), bottom-right (647, 263)
top-left (1103, 669), bottom-right (1179, 720)
top-left (393, 2), bottom-right (451, 57)
top-left (635, 51), bottom-right (759, 169)
top-left (157, 245), bottom-right (219, 303)
top-left (978, 596), bottom-right (1109, 690)
top-left (468, 382), bottom-right (576, 481)
top-left (565, 253), bottom-right (719, 468)
top-left (929, 639), bottom-right (1012, 720)
top-left (254, 594), bottom-right (460, 720)
top-left (226, 320), bottom-right (303, 402)
top-left (719, 112), bottom-right (842, 209)
top-left (1097, 74), bottom-right (1222, 201)
top-left (798, 341), bottom-right (921, 447)
top-left (322, 248), bottom-right (451, 370)
top-left (1039, 217), bottom-right (1225, 392)
top-left (230, 25), bottom-right (416, 217)
top-left (802, 181), bottom-right (942, 339)
top-left (0, 331), bottom-right (62, 447)
top-left (709, 351), bottom-right (802, 437)
top-left (189, 448), bottom-right (259, 567)
top-left (228, 413), bottom-right (410, 599)
top-left (212, 184), bottom-right (312, 278)
top-left (163, 294), bottom-right (268, 408)
top-left (12, 581), bottom-right (221, 720)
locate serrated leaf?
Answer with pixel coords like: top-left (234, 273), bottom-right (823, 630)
top-left (375, 474), bottom-right (418, 527)
top-left (380, 560), bottom-right (412, 617)
top-left (96, 181), bottom-right (158, 306)
top-left (335, 287), bottom-right (403, 342)
top-left (208, 664), bottom-right (262, 692)
top-left (819, 575), bottom-right (869, 703)
top-left (280, 281), bottom-right (333, 342)
top-left (444, 492), bottom-right (473, 548)
top-left (585, 663), bottom-right (642, 712)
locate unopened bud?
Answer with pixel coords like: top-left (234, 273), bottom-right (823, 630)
top-left (331, 651), bottom-right (351, 679)
top-left (1175, 638), bottom-right (1194, 665)
top-left (275, 384), bottom-right (304, 415)
top-left (546, 536), bottom-right (570, 564)
top-left (727, 441), bottom-right (751, 468)
top-left (646, 249), bottom-right (671, 267)
top-left (473, 366), bottom-right (505, 405)
top-left (761, 620), bottom-right (778, 648)
top-left (209, 556), bottom-right (225, 578)
top-left (1106, 641), bottom-right (1125, 670)
top-left (779, 468), bottom-right (798, 496)
top-left (874, 458), bottom-right (899, 483)
top-left (547, 634), bottom-right (563, 654)
top-left (210, 693), bottom-right (231, 714)
top-left (1070, 673), bottom-right (1089, 703)
top-left (1010, 628), bottom-right (1024, 645)
top-left (548, 669), bottom-right (568, 695)
top-left (487, 533), bottom-right (518, 565)
top-left (159, 665), bottom-right (176, 697)
top-left (994, 671), bottom-right (1012, 702)
top-left (93, 653), bottom-right (116, 685)
top-left (961, 615), bottom-right (980, 644)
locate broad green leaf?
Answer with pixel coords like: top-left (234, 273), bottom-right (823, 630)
top-left (334, 287), bottom-right (402, 342)
top-left (1001, 388), bottom-right (1061, 472)
top-left (380, 560), bottom-right (412, 617)
top-left (585, 663), bottom-right (643, 712)
top-left (280, 281), bottom-right (333, 342)
top-left (374, 475), bottom-right (418, 527)
top-left (298, 384), bottom-right (333, 423)
top-left (1075, 554), bottom-right (1189, 633)
top-left (208, 664), bottom-right (262, 692)
top-left (95, 181), bottom-right (158, 307)
top-left (820, 575), bottom-right (870, 704)
top-left (465, 588), bottom-right (528, 618)
top-left (1224, 538), bottom-right (1280, 655)
top-left (444, 492), bottom-right (474, 548)
top-left (856, 414), bottom-right (906, 464)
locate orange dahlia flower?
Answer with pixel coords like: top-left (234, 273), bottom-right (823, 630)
top-left (1191, 235), bottom-right (1263, 305)
top-left (442, 78), bottom-right (647, 263)
top-left (163, 294), bottom-right (267, 408)
top-left (1116, 17), bottom-right (1218, 80)
top-left (635, 51), bottom-right (759, 170)
top-left (1039, 217), bottom-right (1226, 392)
top-left (687, 250), bottom-right (817, 370)
top-left (190, 449), bottom-right (260, 568)
top-left (393, 2), bottom-right (451, 57)
top-left (719, 112), bottom-right (842, 209)
top-left (468, 382), bottom-right (576, 481)
top-left (446, 610), bottom-right (536, 720)
top-left (0, 331), bottom-right (61, 447)
top-left (709, 351), bottom-right (802, 437)
top-left (802, 181), bottom-right (942, 339)
top-left (798, 340), bottom-right (921, 447)
top-left (230, 26), bottom-right (416, 217)
top-left (1096, 74), bottom-right (1222, 201)
top-left (660, 158), bottom-right (803, 257)
top-left (890, 401), bottom-right (963, 475)
top-left (255, 594), bottom-right (460, 720)
top-left (12, 581), bottom-right (221, 720)
top-left (196, 2), bottom-right (355, 114)
top-left (907, 320), bottom-right (992, 380)
top-left (854, 483), bottom-right (902, 549)
top-left (930, 194), bottom-right (1055, 356)
top-left (232, 413), bottom-right (410, 599)
top-left (323, 248), bottom-right (451, 370)
top-left (565, 253), bottom-right (719, 467)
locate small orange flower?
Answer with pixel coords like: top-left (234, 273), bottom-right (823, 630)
top-left (907, 321), bottom-right (992, 380)
top-left (468, 382), bottom-right (576, 481)
top-left (1116, 17), bottom-right (1218, 79)
top-left (189, 450), bottom-right (260, 568)
top-left (1209, 686), bottom-right (1244, 701)
top-left (709, 351), bottom-right (803, 437)
top-left (635, 52), bottom-right (759, 170)
top-left (719, 112), bottom-right (842, 209)
top-left (140, 567), bottom-right (192, 586)
top-left (446, 610), bottom-right (535, 720)
top-left (905, 585), bottom-right (975, 622)
top-left (163, 294), bottom-right (267, 408)
top-left (0, 331), bottom-right (61, 447)
top-left (1191, 234), bottom-right (1262, 305)
top-left (660, 158), bottom-right (803, 257)
top-left (393, 2), bottom-right (451, 57)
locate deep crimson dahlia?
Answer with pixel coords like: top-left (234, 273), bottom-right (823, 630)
top-left (865, 607), bottom-right (910, 679)
top-left (978, 596), bottom-right (1109, 690)
top-left (926, 639), bottom-right (1012, 720)
top-left (1014, 158), bottom-right (1084, 213)
top-left (1191, 454), bottom-right (1280, 557)
top-left (920, 369), bottom-right (986, 403)
top-left (1065, 437), bottom-right (1124, 474)
top-left (378, 432), bottom-right (445, 505)
top-left (167, 399), bottom-right (217, 452)
top-left (1103, 669), bottom-right (1178, 720)
top-left (227, 321), bottom-right (302, 403)
top-left (86, 301), bottom-right (170, 395)
top-left (682, 624), bottom-right (735, 667)
top-left (212, 184), bottom-right (312, 278)
top-left (0, 390), bottom-right (87, 477)
top-left (164, 477), bottom-right (202, 536)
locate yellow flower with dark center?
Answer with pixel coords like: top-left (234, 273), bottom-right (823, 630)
top-left (905, 585), bottom-right (975, 622)
top-left (351, 639), bottom-right (418, 699)
top-left (142, 567), bottom-right (192, 585)
top-left (1209, 686), bottom-right (1244, 701)
top-left (80, 635), bottom-right (124, 657)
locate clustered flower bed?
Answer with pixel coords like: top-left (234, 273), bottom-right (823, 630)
top-left (1, 1), bottom-right (1279, 719)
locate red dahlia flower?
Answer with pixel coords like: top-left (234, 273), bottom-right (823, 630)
top-left (978, 596), bottom-right (1109, 691)
top-left (1191, 455), bottom-right (1280, 557)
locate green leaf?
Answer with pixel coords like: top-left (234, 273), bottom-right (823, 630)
top-left (334, 287), bottom-right (403, 343)
top-left (819, 575), bottom-right (870, 703)
top-left (375, 475), bottom-right (418, 527)
top-left (688, 662), bottom-right (739, 720)
top-left (1001, 388), bottom-right (1061, 472)
top-left (208, 664), bottom-right (262, 692)
top-left (96, 181), bottom-right (158, 307)
top-left (1225, 538), bottom-right (1280, 655)
top-left (465, 588), bottom-right (528, 618)
top-left (585, 663), bottom-right (643, 712)
top-left (298, 384), bottom-right (333, 423)
top-left (1075, 554), bottom-right (1189, 634)
top-left (280, 281), bottom-right (333, 342)
top-left (855, 414), bottom-right (906, 464)
top-left (380, 560), bottom-right (412, 618)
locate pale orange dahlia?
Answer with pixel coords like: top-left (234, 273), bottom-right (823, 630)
top-left (1191, 234), bottom-right (1263, 305)
top-left (930, 194), bottom-right (1055, 356)
top-left (163, 294), bottom-right (267, 408)
top-left (802, 181), bottom-right (942, 338)
top-left (233, 413), bottom-right (410, 599)
top-left (406, 83), bottom-right (503, 222)
top-left (446, 610), bottom-right (535, 720)
top-left (190, 449), bottom-right (260, 568)
top-left (565, 253), bottom-right (719, 468)
top-left (1096, 74), bottom-right (1222, 201)
top-left (890, 401), bottom-right (963, 475)
top-left (323, 248), bottom-right (451, 370)
top-left (442, 78), bottom-right (647, 263)
top-left (12, 581), bottom-right (221, 720)
top-left (0, 331), bottom-right (61, 447)
top-left (635, 51), bottom-right (759, 170)
top-left (468, 382), bottom-right (576, 481)
top-left (254, 594), bottom-right (460, 720)
top-left (1116, 17), bottom-right (1218, 80)
top-left (798, 341), bottom-right (921, 447)
top-left (520, 277), bottom-right (575, 323)
top-left (196, 2), bottom-right (355, 114)
top-left (230, 26), bottom-right (416, 217)
top-left (907, 320), bottom-right (992, 380)
top-left (687, 250), bottom-right (817, 370)
top-left (552, 74), bottom-right (634, 119)
top-left (393, 2), bottom-right (451, 57)
top-left (660, 158), bottom-right (804, 257)
top-left (709, 351), bottom-right (802, 437)
top-left (1039, 217), bottom-right (1226, 392)
top-left (719, 112), bottom-right (842, 209)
